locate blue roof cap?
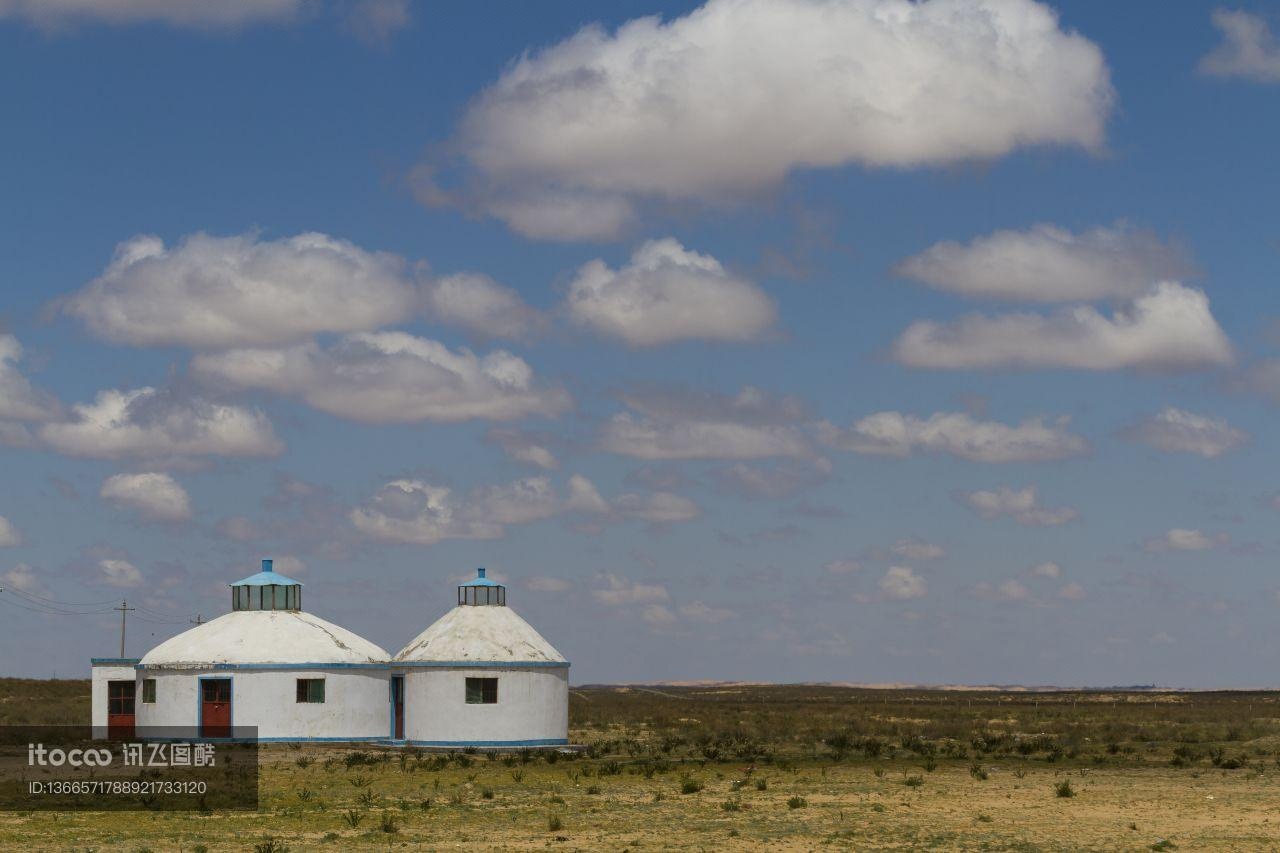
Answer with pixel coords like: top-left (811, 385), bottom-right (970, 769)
top-left (231, 558), bottom-right (303, 587)
top-left (460, 567), bottom-right (501, 587)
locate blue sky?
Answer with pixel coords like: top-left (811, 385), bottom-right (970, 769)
top-left (2, 0), bottom-right (1280, 686)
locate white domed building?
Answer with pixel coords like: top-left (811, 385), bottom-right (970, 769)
top-left (393, 568), bottom-right (569, 747)
top-left (130, 560), bottom-right (391, 742)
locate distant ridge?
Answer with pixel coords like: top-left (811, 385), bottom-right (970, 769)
top-left (577, 681), bottom-right (1275, 692)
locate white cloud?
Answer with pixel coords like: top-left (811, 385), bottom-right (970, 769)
top-left (349, 480), bottom-right (503, 546)
top-left (422, 273), bottom-right (546, 341)
top-left (823, 559), bottom-right (861, 575)
top-left (525, 576), bottom-right (572, 593)
top-left (342, 0), bottom-right (411, 45)
top-left (1029, 561), bottom-right (1062, 579)
top-left (565, 474), bottom-right (700, 524)
top-left (435, 0), bottom-right (1112, 239)
top-left (193, 332), bottom-right (570, 424)
top-left (1199, 9), bottom-right (1280, 82)
top-left (0, 335), bottom-right (60, 423)
top-left (272, 556), bottom-right (307, 576)
top-left (958, 485), bottom-right (1078, 527)
top-left (565, 239), bottom-right (775, 345)
top-left (64, 232), bottom-right (416, 349)
top-left (997, 579), bottom-right (1032, 602)
top-left (600, 386), bottom-right (810, 460)
top-left (592, 575), bottom-right (669, 606)
top-left (893, 283), bottom-right (1234, 371)
top-left (468, 477), bottom-right (562, 525)
top-left (216, 516), bottom-right (264, 542)
top-left (1, 563), bottom-right (45, 595)
top-left (1058, 582), bottom-right (1086, 601)
top-left (819, 411), bottom-right (1087, 462)
top-left (891, 540), bottom-right (944, 561)
top-left (0, 516), bottom-right (21, 547)
top-left (100, 472), bottom-right (193, 522)
top-left (0, 0), bottom-right (302, 30)
top-left (99, 558), bottom-right (143, 588)
top-left (679, 601), bottom-right (736, 623)
top-left (879, 566), bottom-right (927, 600)
top-left (485, 428), bottom-right (559, 470)
top-left (1143, 528), bottom-right (1223, 552)
top-left (39, 386), bottom-right (281, 460)
top-left (895, 223), bottom-right (1193, 302)
top-left (641, 604), bottom-right (677, 626)
top-left (710, 458), bottom-right (832, 500)
top-left (1124, 407), bottom-right (1249, 458)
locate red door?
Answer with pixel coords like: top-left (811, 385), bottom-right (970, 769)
top-left (200, 679), bottom-right (231, 738)
top-left (107, 681), bottom-right (135, 740)
top-left (391, 676), bottom-right (404, 740)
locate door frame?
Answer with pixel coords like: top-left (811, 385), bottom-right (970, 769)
top-left (106, 679), bottom-right (136, 740)
top-left (197, 676), bottom-right (233, 739)
top-left (389, 675), bottom-right (405, 741)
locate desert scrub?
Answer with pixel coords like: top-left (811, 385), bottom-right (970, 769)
top-left (902, 775), bottom-right (924, 788)
top-left (680, 777), bottom-right (704, 794)
top-left (969, 764), bottom-right (988, 781)
top-left (548, 814), bottom-right (563, 832)
top-left (787, 795), bottom-right (807, 809)
top-left (1055, 780), bottom-right (1075, 798)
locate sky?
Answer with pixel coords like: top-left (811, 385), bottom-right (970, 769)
top-left (1, 0), bottom-right (1279, 687)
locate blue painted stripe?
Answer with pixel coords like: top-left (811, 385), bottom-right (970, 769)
top-left (92, 658), bottom-right (141, 665)
top-left (136, 660), bottom-right (570, 671)
top-left (407, 738), bottom-right (569, 747)
top-left (255, 736), bottom-right (388, 743)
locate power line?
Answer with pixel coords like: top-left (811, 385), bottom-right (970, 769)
top-left (5, 588), bottom-right (121, 607)
top-left (0, 594), bottom-right (115, 616)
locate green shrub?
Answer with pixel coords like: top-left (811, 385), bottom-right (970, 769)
top-left (548, 814), bottom-right (563, 832)
top-left (787, 796), bottom-right (807, 809)
top-left (680, 778), bottom-right (704, 795)
top-left (1055, 780), bottom-right (1075, 798)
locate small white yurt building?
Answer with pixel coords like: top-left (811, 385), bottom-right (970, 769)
top-left (393, 568), bottom-right (569, 747)
top-left (132, 560), bottom-right (391, 742)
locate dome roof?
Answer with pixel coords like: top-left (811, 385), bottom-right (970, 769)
top-left (139, 610), bottom-right (389, 668)
top-left (395, 605), bottom-right (566, 664)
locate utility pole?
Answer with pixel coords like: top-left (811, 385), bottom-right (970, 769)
top-left (190, 614), bottom-right (204, 626)
top-left (114, 600), bottom-right (135, 657)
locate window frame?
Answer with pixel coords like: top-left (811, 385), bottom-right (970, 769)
top-left (141, 678), bottom-right (156, 704)
top-left (295, 678), bottom-right (326, 704)
top-left (465, 677), bottom-right (498, 705)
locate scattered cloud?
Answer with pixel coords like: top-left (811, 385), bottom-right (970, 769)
top-left (592, 574), bottom-right (669, 606)
top-left (0, 0), bottom-right (302, 30)
top-left (425, 0), bottom-right (1112, 238)
top-left (891, 540), bottom-right (944, 561)
top-left (679, 601), bottom-right (736, 623)
top-left (39, 386), bottom-right (282, 460)
top-left (1029, 561), bottom-right (1062, 579)
top-left (349, 480), bottom-right (503, 546)
top-left (272, 556), bottom-right (307, 576)
top-left (958, 485), bottom-right (1078, 527)
top-left (566, 475), bottom-right (700, 524)
top-left (63, 232), bottom-right (415, 349)
top-left (99, 558), bottom-right (142, 588)
top-left (1123, 407), bottom-right (1249, 458)
top-left (0, 516), bottom-right (21, 547)
top-left (1058, 582), bottom-right (1086, 601)
top-left (823, 559), bottom-right (861, 575)
top-left (819, 411), bottom-right (1087, 463)
top-left (100, 472), bottom-right (193, 522)
top-left (216, 516), bottom-right (264, 542)
top-left (895, 223), bottom-right (1193, 302)
top-left (525, 576), bottom-right (572, 593)
top-left (565, 239), bottom-right (775, 345)
top-left (1, 563), bottom-right (45, 595)
top-left (422, 273), bottom-right (546, 341)
top-left (892, 283), bottom-right (1233, 371)
top-left (879, 566), bottom-right (927, 600)
top-left (709, 458), bottom-right (832, 500)
top-left (193, 332), bottom-right (570, 424)
top-left (641, 604), bottom-right (677, 625)
top-left (485, 428), bottom-right (560, 470)
top-left (341, 0), bottom-right (411, 46)
top-left (0, 335), bottom-right (60, 424)
top-left (1199, 9), bottom-right (1280, 82)
top-left (600, 386), bottom-right (810, 460)
top-left (1142, 528), bottom-right (1225, 552)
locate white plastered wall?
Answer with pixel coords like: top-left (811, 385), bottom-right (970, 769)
top-left (134, 668), bottom-right (392, 740)
top-left (401, 666), bottom-right (568, 745)
top-left (90, 663), bottom-right (138, 737)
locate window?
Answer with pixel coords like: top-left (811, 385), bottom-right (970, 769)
top-left (107, 681), bottom-right (135, 715)
top-left (141, 679), bottom-right (156, 704)
top-left (296, 679), bottom-right (325, 703)
top-left (465, 677), bottom-right (498, 704)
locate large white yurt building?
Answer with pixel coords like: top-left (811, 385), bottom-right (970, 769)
top-left (91, 561), bottom-right (571, 747)
top-left (114, 560), bottom-right (390, 741)
top-left (393, 568), bottom-right (569, 747)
